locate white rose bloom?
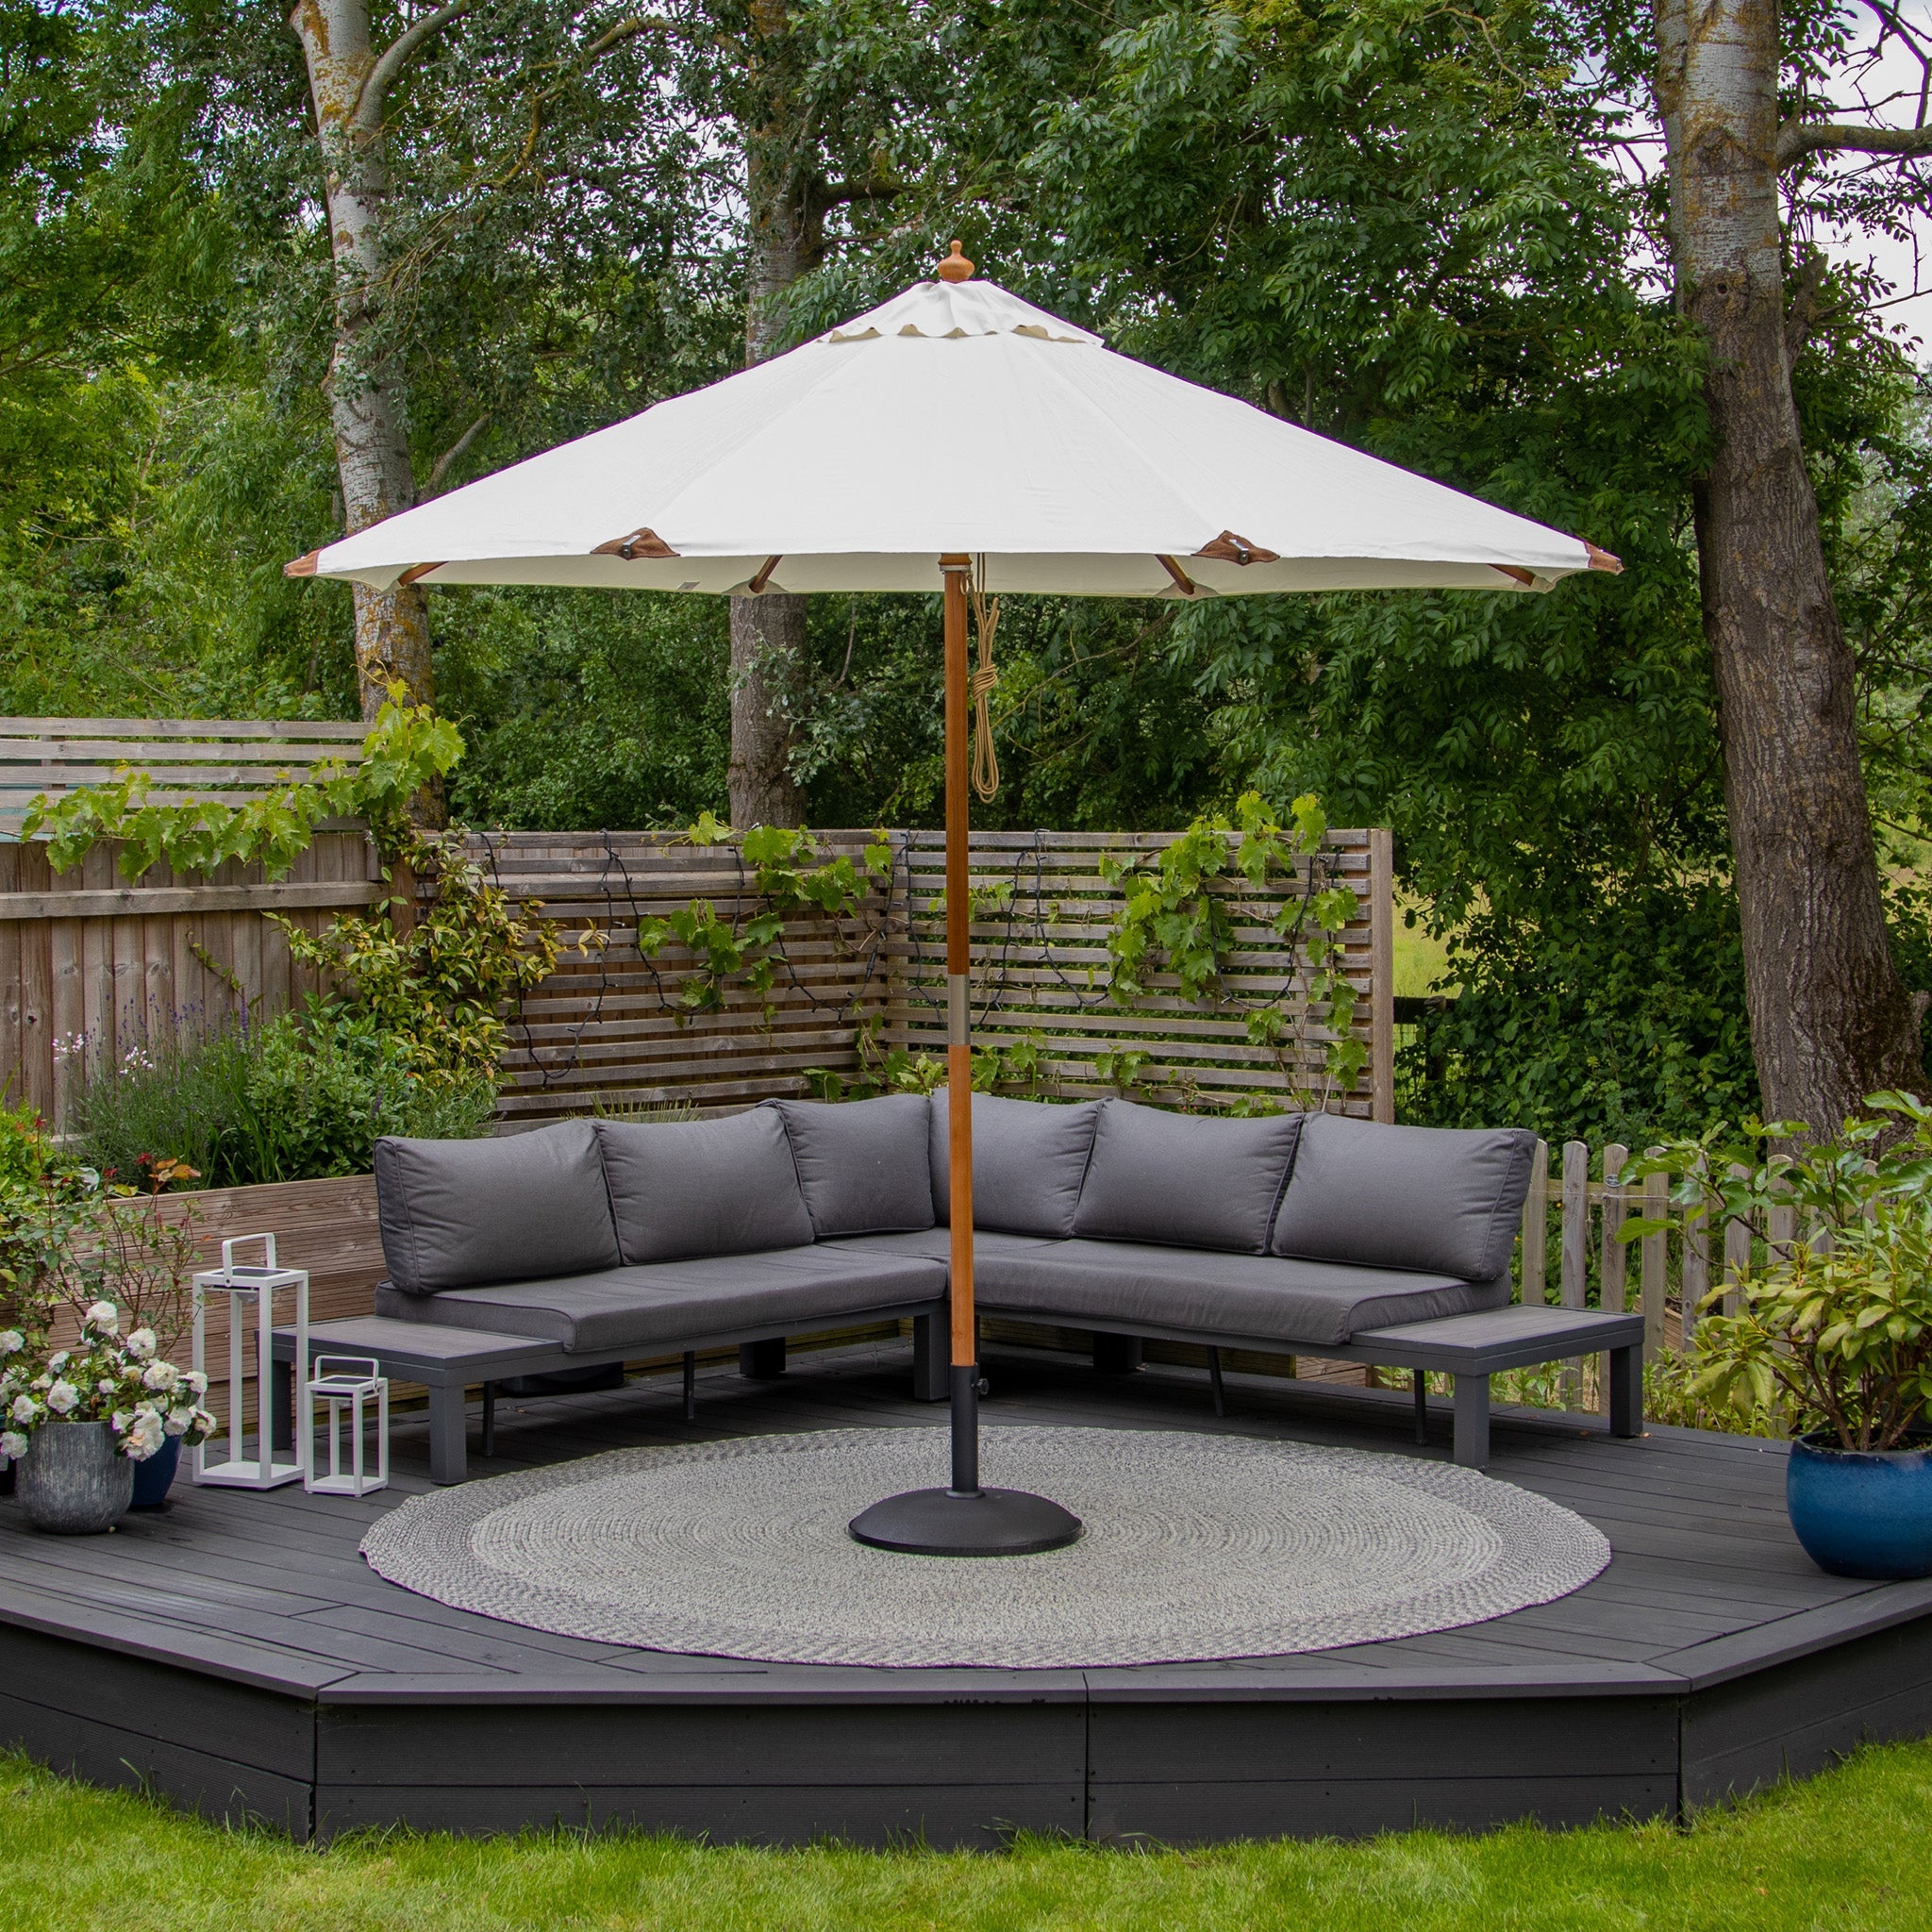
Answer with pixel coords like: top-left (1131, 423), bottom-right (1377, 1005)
top-left (125, 1327), bottom-right (157, 1359)
top-left (9, 1394), bottom-right (36, 1424)
top-left (44, 1380), bottom-right (78, 1415)
top-left (46, 1350), bottom-right (67, 1371)
top-left (184, 1369), bottom-right (208, 1396)
top-left (165, 1404), bottom-right (195, 1435)
top-left (83, 1301), bottom-right (118, 1333)
top-left (0, 1328), bottom-right (22, 1353)
top-left (0, 1429), bottom-right (25, 1460)
top-left (142, 1359), bottom-right (180, 1393)
top-left (124, 1410), bottom-right (163, 1458)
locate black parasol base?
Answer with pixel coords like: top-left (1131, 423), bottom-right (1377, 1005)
top-left (848, 1363), bottom-right (1083, 1556)
top-left (848, 1485), bottom-right (1084, 1557)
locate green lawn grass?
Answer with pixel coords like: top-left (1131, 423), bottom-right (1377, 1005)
top-left (4, 1739), bottom-right (1929, 1930)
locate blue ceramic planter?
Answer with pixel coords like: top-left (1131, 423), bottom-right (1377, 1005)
top-left (1787, 1432), bottom-right (1932, 1579)
top-left (129, 1432), bottom-right (183, 1510)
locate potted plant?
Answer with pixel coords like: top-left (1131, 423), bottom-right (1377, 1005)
top-left (1, 1301), bottom-right (215, 1533)
top-left (1626, 1091), bottom-right (1932, 1578)
top-left (0, 1108), bottom-right (216, 1524)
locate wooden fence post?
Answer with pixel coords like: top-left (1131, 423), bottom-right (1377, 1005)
top-left (1368, 827), bottom-right (1394, 1124)
top-left (1597, 1141), bottom-right (1629, 1415)
top-left (1724, 1161), bottom-right (1752, 1316)
top-left (1521, 1138), bottom-right (1550, 1307)
top-left (1641, 1156), bottom-right (1668, 1356)
top-left (1560, 1140), bottom-right (1589, 1407)
top-left (1683, 1155), bottom-right (1709, 1347)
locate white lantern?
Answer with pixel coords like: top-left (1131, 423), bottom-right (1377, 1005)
top-left (192, 1233), bottom-right (308, 1489)
top-left (305, 1356), bottom-right (389, 1497)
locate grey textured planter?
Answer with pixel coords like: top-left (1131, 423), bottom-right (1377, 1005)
top-left (16, 1421), bottom-right (133, 1534)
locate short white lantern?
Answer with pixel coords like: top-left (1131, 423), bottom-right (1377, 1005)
top-left (305, 1356), bottom-right (389, 1497)
top-left (192, 1233), bottom-right (308, 1490)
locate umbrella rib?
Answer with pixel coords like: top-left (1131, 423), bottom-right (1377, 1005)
top-left (748, 556), bottom-right (783, 594)
top-left (1157, 556), bottom-right (1199, 597)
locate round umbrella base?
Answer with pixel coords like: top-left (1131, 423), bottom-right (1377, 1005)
top-left (848, 1486), bottom-right (1084, 1557)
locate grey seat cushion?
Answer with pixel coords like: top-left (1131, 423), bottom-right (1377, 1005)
top-left (375, 1119), bottom-right (620, 1295)
top-left (766, 1095), bottom-right (936, 1236)
top-left (819, 1227), bottom-right (1067, 1266)
top-left (372, 1246), bottom-right (946, 1355)
top-left (928, 1091), bottom-right (1099, 1238)
top-left (595, 1110), bottom-right (812, 1263)
top-left (1272, 1112), bottom-right (1538, 1283)
top-left (1071, 1100), bottom-right (1303, 1254)
top-left (974, 1240), bottom-right (1509, 1347)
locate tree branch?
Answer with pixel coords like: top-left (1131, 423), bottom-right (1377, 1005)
top-left (353, 0), bottom-right (475, 133)
top-left (1777, 117), bottom-right (1932, 168)
top-left (427, 411), bottom-right (489, 491)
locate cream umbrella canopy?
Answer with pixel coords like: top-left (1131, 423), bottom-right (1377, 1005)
top-left (291, 244), bottom-right (1619, 1555)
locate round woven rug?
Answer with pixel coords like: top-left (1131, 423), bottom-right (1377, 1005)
top-left (360, 1426), bottom-right (1610, 1669)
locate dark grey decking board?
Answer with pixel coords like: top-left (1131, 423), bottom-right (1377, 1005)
top-left (0, 1337), bottom-right (1927, 1845)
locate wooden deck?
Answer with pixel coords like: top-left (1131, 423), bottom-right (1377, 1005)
top-left (3, 1335), bottom-right (1931, 1847)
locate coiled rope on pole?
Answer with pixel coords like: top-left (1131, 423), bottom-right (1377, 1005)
top-left (969, 558), bottom-right (1001, 803)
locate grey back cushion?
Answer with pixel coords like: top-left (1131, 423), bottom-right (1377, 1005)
top-left (929, 1091), bottom-right (1100, 1238)
top-left (766, 1095), bottom-right (936, 1237)
top-left (1271, 1111), bottom-right (1537, 1282)
top-left (595, 1110), bottom-right (814, 1264)
top-left (375, 1118), bottom-right (621, 1295)
top-left (1071, 1100), bottom-right (1303, 1254)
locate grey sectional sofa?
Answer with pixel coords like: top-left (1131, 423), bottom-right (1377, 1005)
top-left (296, 1092), bottom-right (1642, 1479)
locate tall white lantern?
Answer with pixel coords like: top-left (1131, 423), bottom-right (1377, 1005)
top-left (192, 1233), bottom-right (308, 1490)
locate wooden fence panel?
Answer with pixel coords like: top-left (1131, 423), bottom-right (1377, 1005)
top-left (0, 830), bottom-right (381, 1128)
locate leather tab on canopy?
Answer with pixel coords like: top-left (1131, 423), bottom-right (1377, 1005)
top-left (283, 549), bottom-right (321, 578)
top-left (591, 527), bottom-right (680, 559)
top-left (1192, 531), bottom-right (1281, 566)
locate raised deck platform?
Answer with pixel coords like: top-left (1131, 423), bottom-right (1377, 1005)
top-left (3, 1338), bottom-right (1930, 1846)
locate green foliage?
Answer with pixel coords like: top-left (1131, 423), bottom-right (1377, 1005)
top-left (275, 829), bottom-right (564, 1090)
top-left (636, 819), bottom-right (891, 1021)
top-left (23, 695), bottom-right (465, 880)
top-left (1099, 791), bottom-right (1363, 1105)
top-left (1401, 884), bottom-right (1760, 1145)
top-left (72, 1002), bottom-right (494, 1190)
top-left (1622, 1094), bottom-right (1932, 1449)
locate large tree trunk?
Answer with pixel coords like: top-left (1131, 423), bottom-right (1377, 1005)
top-left (1654, 0), bottom-right (1923, 1128)
top-left (725, 5), bottom-right (817, 830)
top-left (290, 0), bottom-right (441, 805)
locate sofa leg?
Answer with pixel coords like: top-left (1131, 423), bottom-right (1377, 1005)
top-left (1208, 1346), bottom-right (1226, 1419)
top-left (682, 1351), bottom-right (697, 1422)
top-left (428, 1387), bottom-right (469, 1486)
top-left (1093, 1331), bottom-right (1142, 1375)
top-left (1609, 1343), bottom-right (1642, 1439)
top-left (911, 1314), bottom-right (948, 1402)
top-left (1412, 1371), bottom-right (1428, 1445)
top-left (1452, 1373), bottom-right (1491, 1469)
top-left (480, 1382), bottom-right (496, 1459)
top-left (740, 1338), bottom-right (787, 1380)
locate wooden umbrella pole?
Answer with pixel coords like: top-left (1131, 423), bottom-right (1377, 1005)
top-left (941, 553), bottom-right (979, 1496)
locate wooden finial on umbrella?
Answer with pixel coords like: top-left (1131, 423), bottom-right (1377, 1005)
top-left (937, 241), bottom-right (974, 284)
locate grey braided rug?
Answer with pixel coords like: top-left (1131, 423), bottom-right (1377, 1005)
top-left (360, 1426), bottom-right (1610, 1669)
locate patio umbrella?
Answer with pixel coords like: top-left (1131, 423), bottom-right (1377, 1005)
top-left (291, 242), bottom-right (1619, 1556)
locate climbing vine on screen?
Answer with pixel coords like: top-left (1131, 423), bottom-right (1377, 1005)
top-left (1097, 791), bottom-right (1366, 1109)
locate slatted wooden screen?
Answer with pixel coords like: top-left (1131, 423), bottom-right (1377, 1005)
top-left (470, 831), bottom-right (895, 1124)
top-left (474, 826), bottom-right (1394, 1124)
top-left (0, 832), bottom-right (383, 1130)
top-left (0, 718), bottom-right (365, 835)
top-left (884, 827), bottom-right (1392, 1119)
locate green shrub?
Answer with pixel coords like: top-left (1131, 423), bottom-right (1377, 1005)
top-left (73, 1001), bottom-right (494, 1189)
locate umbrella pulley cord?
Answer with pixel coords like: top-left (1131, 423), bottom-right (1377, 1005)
top-left (968, 575), bottom-right (1001, 803)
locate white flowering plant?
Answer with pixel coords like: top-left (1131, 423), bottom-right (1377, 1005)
top-left (0, 1301), bottom-right (215, 1466)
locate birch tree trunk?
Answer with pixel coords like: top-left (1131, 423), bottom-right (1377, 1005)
top-left (1654, 0), bottom-right (1924, 1128)
top-left (726, 3), bottom-right (813, 829)
top-left (290, 0), bottom-right (439, 754)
